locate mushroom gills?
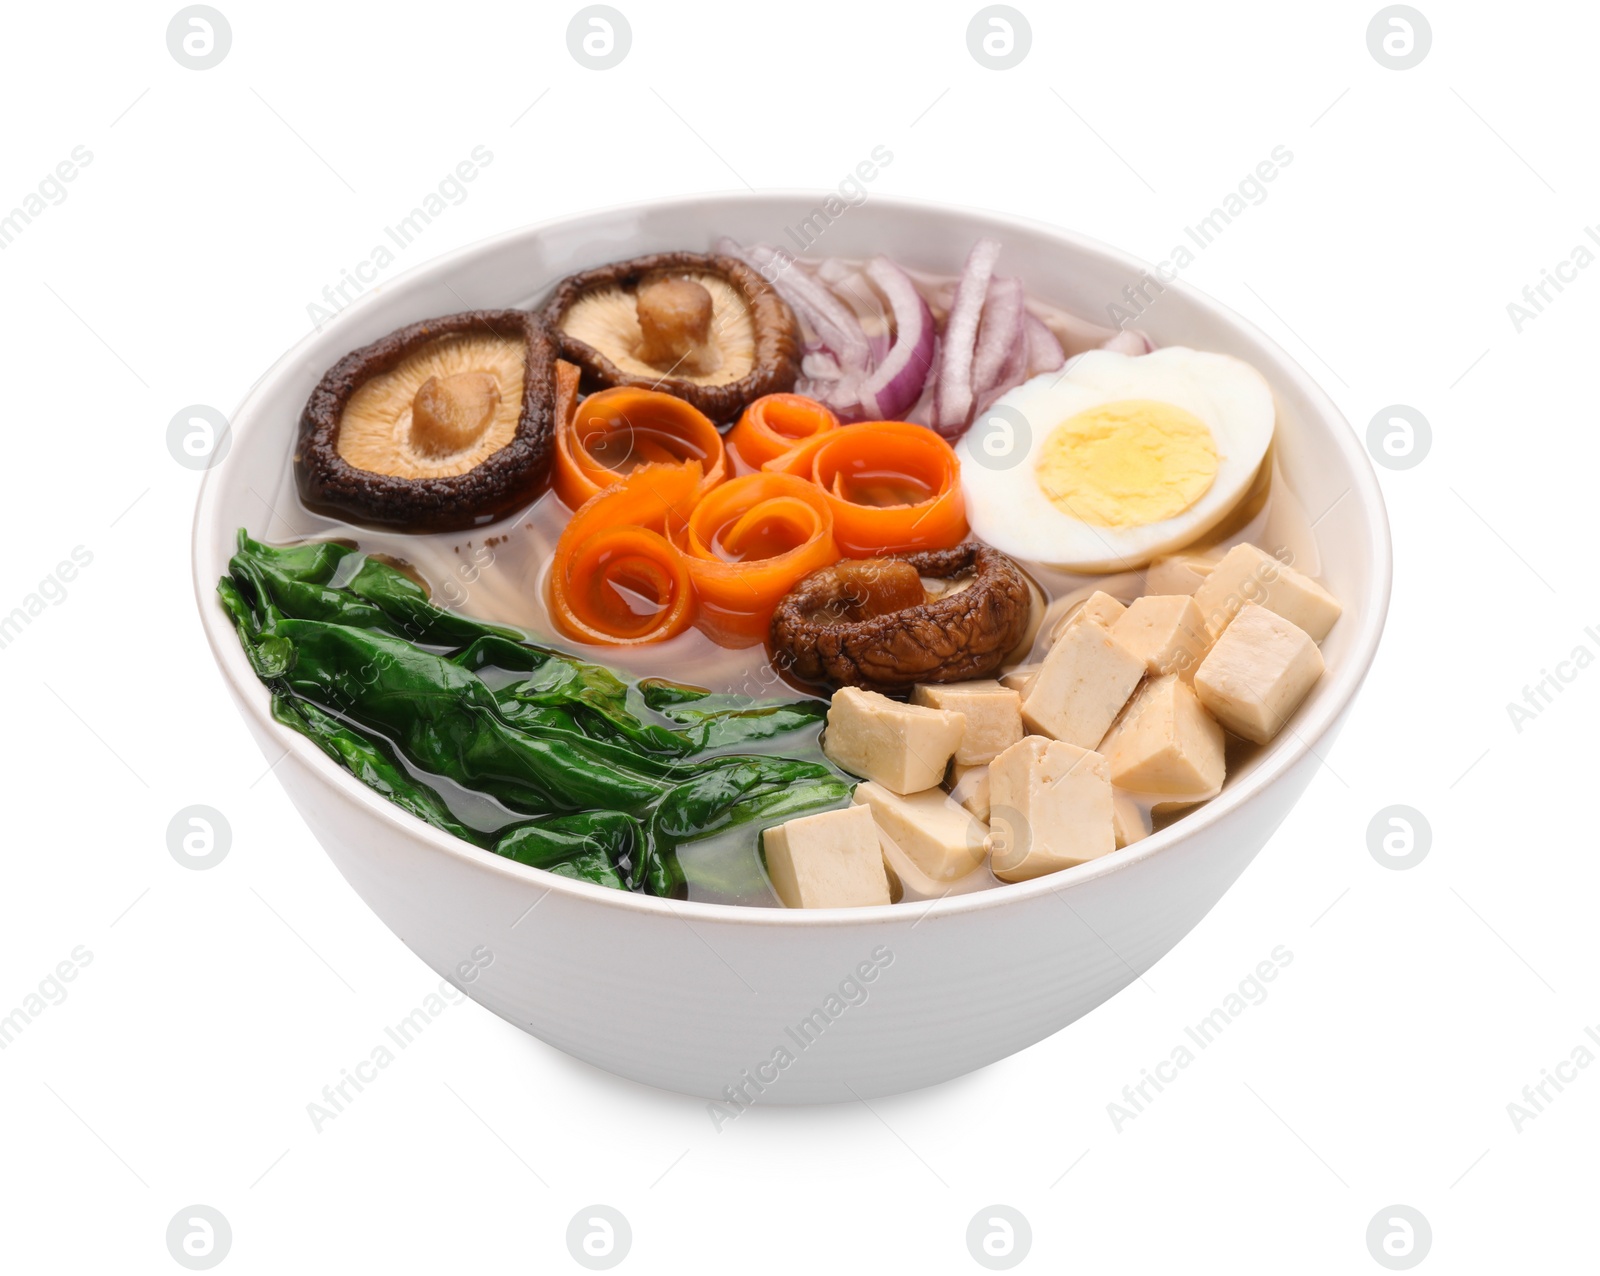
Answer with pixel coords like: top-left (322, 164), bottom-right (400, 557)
top-left (337, 333), bottom-right (526, 480)
top-left (559, 272), bottom-right (757, 386)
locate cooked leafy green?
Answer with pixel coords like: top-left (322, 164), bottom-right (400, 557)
top-left (221, 531), bottom-right (850, 897)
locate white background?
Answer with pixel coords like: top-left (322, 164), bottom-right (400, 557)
top-left (1, 0), bottom-right (1594, 1270)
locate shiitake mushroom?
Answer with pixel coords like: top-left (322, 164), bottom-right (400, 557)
top-left (540, 251), bottom-right (801, 422)
top-left (295, 310), bottom-right (557, 532)
top-left (769, 544), bottom-right (1034, 691)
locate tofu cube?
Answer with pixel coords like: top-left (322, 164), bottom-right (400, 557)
top-left (1144, 552), bottom-right (1217, 597)
top-left (1047, 589), bottom-right (1129, 644)
top-left (999, 664), bottom-right (1040, 697)
top-left (1113, 594), bottom-right (1210, 680)
top-left (852, 782), bottom-right (988, 882)
top-left (1192, 543), bottom-right (1342, 641)
top-left (1113, 790), bottom-right (1152, 849)
top-left (763, 804), bottom-right (891, 908)
top-left (945, 761), bottom-right (991, 824)
top-left (1100, 674), bottom-right (1226, 808)
top-left (823, 686), bottom-right (965, 794)
top-left (987, 737), bottom-right (1115, 882)
top-left (1078, 589), bottom-right (1128, 629)
top-left (911, 680), bottom-right (1024, 765)
top-left (1022, 614), bottom-right (1145, 748)
top-left (1194, 604), bottom-right (1325, 744)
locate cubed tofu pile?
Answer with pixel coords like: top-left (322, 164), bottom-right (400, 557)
top-left (760, 543), bottom-right (1341, 908)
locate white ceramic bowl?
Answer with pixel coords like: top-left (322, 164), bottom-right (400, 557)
top-left (193, 193), bottom-right (1391, 1103)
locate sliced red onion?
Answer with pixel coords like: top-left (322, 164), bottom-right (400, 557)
top-left (717, 234), bottom-right (1147, 430)
top-left (802, 350), bottom-right (843, 382)
top-left (825, 255), bottom-right (936, 421)
top-left (1100, 328), bottom-right (1153, 356)
top-left (972, 320), bottom-right (1032, 419)
top-left (816, 262), bottom-right (878, 321)
top-left (1023, 313), bottom-right (1066, 375)
top-left (931, 238), bottom-right (1001, 435)
top-left (970, 277), bottom-right (1025, 399)
top-left (903, 335), bottom-right (940, 427)
top-left (718, 238), bottom-right (871, 377)
top-left (999, 331), bottom-right (1029, 388)
top-left (815, 257), bottom-right (856, 286)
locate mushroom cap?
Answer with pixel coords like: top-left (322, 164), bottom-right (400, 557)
top-left (295, 311), bottom-right (557, 532)
top-left (769, 544), bottom-right (1034, 691)
top-left (540, 252), bottom-right (800, 422)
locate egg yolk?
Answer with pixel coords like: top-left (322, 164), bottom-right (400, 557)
top-left (1034, 399), bottom-right (1219, 527)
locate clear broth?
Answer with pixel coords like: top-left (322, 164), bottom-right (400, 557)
top-left (266, 435), bottom-right (1318, 907)
top-left (260, 260), bottom-right (1326, 907)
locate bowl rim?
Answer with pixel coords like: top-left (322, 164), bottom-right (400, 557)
top-left (193, 188), bottom-right (1393, 929)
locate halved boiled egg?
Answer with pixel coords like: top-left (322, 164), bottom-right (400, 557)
top-left (955, 347), bottom-right (1275, 571)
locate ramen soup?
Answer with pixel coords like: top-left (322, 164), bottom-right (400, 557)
top-left (222, 237), bottom-right (1342, 909)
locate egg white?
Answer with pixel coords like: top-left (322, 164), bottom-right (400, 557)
top-left (956, 347), bottom-right (1275, 571)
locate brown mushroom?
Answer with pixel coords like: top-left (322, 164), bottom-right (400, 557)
top-left (770, 544), bottom-right (1034, 691)
top-left (540, 251), bottom-right (800, 421)
top-left (295, 310), bottom-right (557, 532)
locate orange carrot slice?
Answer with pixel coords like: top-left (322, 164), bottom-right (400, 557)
top-left (682, 473), bottom-right (840, 645)
top-left (727, 394), bottom-right (840, 471)
top-left (553, 386), bottom-right (728, 510)
top-left (548, 462), bottom-right (700, 645)
top-left (764, 421), bottom-right (967, 557)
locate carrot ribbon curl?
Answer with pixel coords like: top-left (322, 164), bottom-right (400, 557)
top-left (548, 396), bottom-right (965, 644)
top-left (681, 473), bottom-right (840, 644)
top-left (553, 386), bottom-right (728, 509)
top-left (549, 462), bottom-right (700, 646)
top-left (727, 393), bottom-right (839, 471)
top-left (764, 420), bottom-right (967, 557)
